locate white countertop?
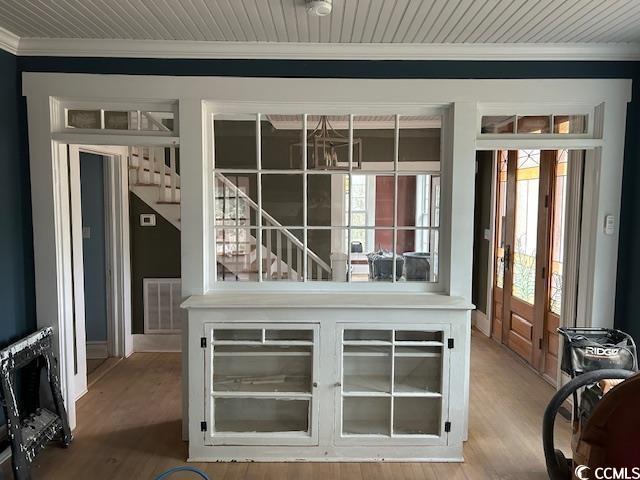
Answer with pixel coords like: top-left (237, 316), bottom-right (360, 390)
top-left (181, 292), bottom-right (474, 310)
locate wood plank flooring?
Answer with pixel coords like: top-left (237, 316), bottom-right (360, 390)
top-left (20, 329), bottom-right (570, 479)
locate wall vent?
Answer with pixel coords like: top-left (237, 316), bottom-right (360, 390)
top-left (143, 278), bottom-right (182, 334)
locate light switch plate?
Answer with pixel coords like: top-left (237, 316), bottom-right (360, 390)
top-left (604, 214), bottom-right (615, 235)
top-left (483, 228), bottom-right (491, 241)
top-left (140, 213), bottom-right (156, 227)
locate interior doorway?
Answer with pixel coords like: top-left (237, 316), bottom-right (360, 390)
top-left (67, 145), bottom-right (132, 404)
top-left (490, 149), bottom-right (582, 383)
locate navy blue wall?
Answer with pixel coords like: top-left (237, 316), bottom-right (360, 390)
top-left (80, 153), bottom-right (108, 343)
top-left (7, 57), bottom-right (640, 343)
top-left (0, 50), bottom-right (35, 347)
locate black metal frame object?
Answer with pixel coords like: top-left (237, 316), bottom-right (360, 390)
top-left (0, 327), bottom-right (72, 480)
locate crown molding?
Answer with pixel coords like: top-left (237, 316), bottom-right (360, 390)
top-left (7, 36), bottom-right (640, 61)
top-left (0, 27), bottom-right (19, 55)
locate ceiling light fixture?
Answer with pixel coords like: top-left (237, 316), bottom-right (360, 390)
top-left (307, 0), bottom-right (333, 17)
top-left (289, 116), bottom-right (362, 170)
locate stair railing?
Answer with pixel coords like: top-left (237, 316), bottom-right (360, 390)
top-left (129, 146), bottom-right (180, 204)
top-left (216, 173), bottom-right (332, 281)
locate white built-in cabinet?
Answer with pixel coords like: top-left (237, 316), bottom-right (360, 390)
top-left (185, 293), bottom-right (472, 462)
top-left (337, 325), bottom-right (449, 446)
top-left (204, 324), bottom-right (320, 446)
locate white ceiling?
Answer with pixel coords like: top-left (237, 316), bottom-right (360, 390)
top-left (2, 0), bottom-right (640, 59)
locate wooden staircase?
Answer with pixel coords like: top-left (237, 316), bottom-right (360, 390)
top-left (128, 146), bottom-right (332, 281)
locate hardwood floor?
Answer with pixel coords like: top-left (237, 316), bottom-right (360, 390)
top-left (21, 329), bottom-right (570, 479)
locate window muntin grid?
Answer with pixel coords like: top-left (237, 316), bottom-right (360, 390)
top-left (212, 113), bottom-right (441, 285)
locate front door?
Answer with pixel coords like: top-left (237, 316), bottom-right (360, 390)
top-left (492, 149), bottom-right (569, 379)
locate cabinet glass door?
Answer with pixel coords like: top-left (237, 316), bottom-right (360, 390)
top-left (204, 324), bottom-right (319, 446)
top-left (336, 325), bottom-right (450, 446)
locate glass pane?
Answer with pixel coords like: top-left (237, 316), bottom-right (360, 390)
top-left (308, 174), bottom-right (348, 226)
top-left (481, 116), bottom-right (515, 134)
top-left (349, 174), bottom-right (393, 227)
top-left (343, 346), bottom-right (392, 394)
top-left (397, 229), bottom-right (438, 282)
top-left (214, 173), bottom-right (258, 226)
top-left (354, 115), bottom-right (394, 171)
top-left (261, 228), bottom-right (303, 281)
top-left (213, 345), bottom-right (312, 393)
top-left (398, 115), bottom-right (441, 171)
top-left (261, 174), bottom-right (303, 226)
top-left (307, 229), bottom-right (348, 281)
top-left (347, 229), bottom-right (394, 282)
top-left (67, 109), bottom-right (101, 129)
top-left (550, 150), bottom-right (568, 315)
top-left (214, 115), bottom-right (257, 169)
top-left (136, 111), bottom-right (174, 131)
top-left (512, 150), bottom-right (540, 304)
top-left (553, 115), bottom-right (588, 134)
top-left (393, 397), bottom-right (441, 435)
top-left (343, 397), bottom-right (390, 436)
top-left (306, 115), bottom-right (351, 170)
top-left (495, 151), bottom-right (508, 289)
top-left (517, 115), bottom-right (551, 134)
top-left (104, 111), bottom-right (129, 130)
top-left (261, 114), bottom-right (304, 170)
top-left (216, 227), bottom-right (258, 282)
top-left (398, 174), bottom-right (441, 228)
top-left (394, 355), bottom-right (442, 394)
top-left (214, 329), bottom-right (261, 341)
top-left (215, 398), bottom-right (309, 433)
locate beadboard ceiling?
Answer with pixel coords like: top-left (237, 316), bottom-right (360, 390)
top-left (2, 0), bottom-right (640, 59)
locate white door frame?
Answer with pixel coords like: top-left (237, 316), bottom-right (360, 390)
top-left (65, 144), bottom-right (133, 419)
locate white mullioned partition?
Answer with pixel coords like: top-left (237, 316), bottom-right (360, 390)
top-left (22, 74), bottom-right (631, 454)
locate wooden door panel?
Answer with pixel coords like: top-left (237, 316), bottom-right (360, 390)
top-left (510, 297), bottom-right (534, 320)
top-left (510, 313), bottom-right (533, 341)
top-left (492, 286), bottom-right (503, 342)
top-left (508, 329), bottom-right (533, 360)
top-left (544, 312), bottom-right (560, 381)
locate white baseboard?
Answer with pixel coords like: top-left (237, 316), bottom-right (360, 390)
top-left (86, 341), bottom-right (108, 359)
top-left (133, 334), bottom-right (181, 352)
top-left (472, 310), bottom-right (491, 337)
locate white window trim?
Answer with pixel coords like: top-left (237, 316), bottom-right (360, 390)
top-left (209, 110), bottom-right (448, 293)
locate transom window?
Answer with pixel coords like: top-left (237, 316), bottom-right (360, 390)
top-left (213, 114), bottom-right (442, 285)
top-left (480, 114), bottom-right (589, 135)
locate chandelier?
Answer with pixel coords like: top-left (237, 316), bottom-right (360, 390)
top-left (290, 116), bottom-right (362, 170)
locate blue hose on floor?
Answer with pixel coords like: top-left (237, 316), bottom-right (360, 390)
top-left (154, 466), bottom-right (210, 480)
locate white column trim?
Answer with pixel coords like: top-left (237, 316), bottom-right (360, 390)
top-left (179, 99), bottom-right (209, 441)
top-left (27, 95), bottom-right (78, 430)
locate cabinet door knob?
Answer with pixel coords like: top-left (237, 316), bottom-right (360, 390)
top-left (335, 382), bottom-right (342, 387)
top-left (312, 382), bottom-right (318, 388)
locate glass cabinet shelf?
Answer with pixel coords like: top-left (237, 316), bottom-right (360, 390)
top-left (339, 326), bottom-right (447, 441)
top-left (206, 325), bottom-right (319, 445)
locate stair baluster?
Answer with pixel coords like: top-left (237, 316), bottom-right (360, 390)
top-left (265, 220), bottom-right (272, 281)
top-left (170, 147), bottom-right (177, 203)
top-left (286, 237), bottom-right (292, 281)
top-left (136, 146), bottom-right (144, 184)
top-left (276, 229), bottom-right (283, 280)
top-left (160, 147), bottom-right (167, 202)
